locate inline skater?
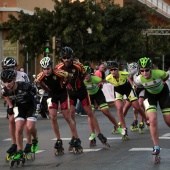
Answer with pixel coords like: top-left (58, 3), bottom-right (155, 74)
top-left (106, 61), bottom-right (147, 140)
top-left (84, 66), bottom-right (125, 146)
top-left (36, 57), bottom-right (83, 154)
top-left (136, 57), bottom-right (170, 163)
top-left (123, 62), bottom-right (147, 133)
top-left (56, 46), bottom-right (109, 147)
top-left (1, 69), bottom-right (38, 166)
top-left (1, 57), bottom-right (32, 159)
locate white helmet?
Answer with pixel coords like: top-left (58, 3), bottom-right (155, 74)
top-left (40, 57), bottom-right (52, 68)
top-left (127, 62), bottom-right (137, 70)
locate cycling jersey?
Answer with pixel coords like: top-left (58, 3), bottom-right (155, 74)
top-left (16, 71), bottom-right (30, 82)
top-left (84, 75), bottom-right (102, 95)
top-left (106, 71), bottom-right (138, 102)
top-left (36, 69), bottom-right (68, 96)
top-left (56, 61), bottom-right (90, 106)
top-left (135, 70), bottom-right (168, 94)
top-left (106, 71), bottom-right (130, 86)
top-left (2, 82), bottom-right (36, 104)
top-left (56, 61), bottom-right (86, 91)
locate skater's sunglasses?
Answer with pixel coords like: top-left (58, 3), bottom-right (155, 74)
top-left (110, 68), bottom-right (118, 71)
top-left (140, 69), bottom-right (150, 73)
top-left (62, 56), bottom-right (71, 60)
top-left (43, 67), bottom-right (50, 70)
top-left (3, 79), bottom-right (13, 83)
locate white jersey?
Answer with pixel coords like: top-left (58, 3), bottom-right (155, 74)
top-left (129, 68), bottom-right (143, 88)
top-left (16, 71), bottom-right (30, 82)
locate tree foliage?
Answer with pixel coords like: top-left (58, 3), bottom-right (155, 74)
top-left (3, 0), bottom-right (170, 64)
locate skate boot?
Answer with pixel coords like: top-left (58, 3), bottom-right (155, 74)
top-left (152, 146), bottom-right (161, 164)
top-left (54, 139), bottom-right (64, 156)
top-left (68, 136), bottom-right (75, 152)
top-left (24, 143), bottom-right (32, 153)
top-left (122, 128), bottom-right (130, 141)
top-left (130, 120), bottom-right (138, 131)
top-left (71, 138), bottom-right (83, 154)
top-left (6, 144), bottom-right (17, 161)
top-left (23, 143), bottom-right (33, 160)
top-left (139, 122), bottom-right (145, 134)
top-left (97, 133), bottom-right (110, 147)
top-left (111, 122), bottom-right (122, 134)
top-left (89, 133), bottom-right (96, 147)
top-left (10, 150), bottom-right (25, 167)
top-left (31, 138), bottom-right (39, 153)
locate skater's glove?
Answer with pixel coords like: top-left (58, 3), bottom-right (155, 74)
top-left (7, 107), bottom-right (14, 115)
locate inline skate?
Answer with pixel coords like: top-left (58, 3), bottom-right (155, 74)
top-left (130, 120), bottom-right (138, 131)
top-left (5, 144), bottom-right (17, 162)
top-left (111, 122), bottom-right (122, 134)
top-left (9, 150), bottom-right (25, 167)
top-left (89, 133), bottom-right (96, 147)
top-left (24, 143), bottom-right (35, 161)
top-left (138, 122), bottom-right (145, 134)
top-left (69, 137), bottom-right (83, 154)
top-left (54, 139), bottom-right (64, 156)
top-left (152, 146), bottom-right (161, 164)
top-left (97, 133), bottom-right (110, 147)
top-left (30, 138), bottom-right (38, 160)
top-left (122, 128), bottom-right (130, 141)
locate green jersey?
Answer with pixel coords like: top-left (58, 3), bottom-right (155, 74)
top-left (84, 75), bottom-right (102, 95)
top-left (135, 69), bottom-right (168, 94)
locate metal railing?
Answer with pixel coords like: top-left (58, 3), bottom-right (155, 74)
top-left (138, 0), bottom-right (170, 18)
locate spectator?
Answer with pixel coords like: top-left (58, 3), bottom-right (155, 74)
top-left (19, 67), bottom-right (25, 72)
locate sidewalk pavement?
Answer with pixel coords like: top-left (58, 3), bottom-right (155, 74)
top-left (0, 98), bottom-right (7, 118)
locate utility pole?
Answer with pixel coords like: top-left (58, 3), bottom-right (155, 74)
top-left (52, 36), bottom-right (56, 67)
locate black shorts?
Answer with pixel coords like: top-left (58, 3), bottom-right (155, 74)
top-left (90, 89), bottom-right (108, 109)
top-left (15, 102), bottom-right (36, 120)
top-left (68, 87), bottom-right (90, 107)
top-left (144, 83), bottom-right (170, 110)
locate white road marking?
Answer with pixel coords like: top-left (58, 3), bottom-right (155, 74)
top-left (107, 137), bottom-right (122, 140)
top-left (52, 138), bottom-right (71, 141)
top-left (129, 148), bottom-right (162, 151)
top-left (35, 150), bottom-right (45, 153)
top-left (3, 138), bottom-right (27, 141)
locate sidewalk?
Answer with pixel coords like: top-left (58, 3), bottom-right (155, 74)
top-left (0, 98), bottom-right (7, 118)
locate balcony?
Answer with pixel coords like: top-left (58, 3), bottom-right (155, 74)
top-left (137, 0), bottom-right (170, 18)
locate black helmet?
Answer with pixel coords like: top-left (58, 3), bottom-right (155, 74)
top-left (1, 57), bottom-right (17, 68)
top-left (60, 46), bottom-right (73, 57)
top-left (107, 61), bottom-right (119, 69)
top-left (138, 57), bottom-right (152, 69)
top-left (1, 69), bottom-right (16, 81)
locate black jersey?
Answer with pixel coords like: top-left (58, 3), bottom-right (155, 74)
top-left (36, 69), bottom-right (68, 96)
top-left (56, 61), bottom-right (86, 91)
top-left (2, 81), bottom-right (36, 104)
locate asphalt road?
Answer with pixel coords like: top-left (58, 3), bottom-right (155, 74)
top-left (0, 99), bottom-right (169, 170)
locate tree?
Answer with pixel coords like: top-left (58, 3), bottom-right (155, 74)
top-left (1, 8), bottom-right (54, 57)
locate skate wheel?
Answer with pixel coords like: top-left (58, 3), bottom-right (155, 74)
top-left (130, 126), bottom-right (134, 131)
top-left (5, 153), bottom-right (11, 162)
top-left (25, 153), bottom-right (32, 160)
top-left (9, 160), bottom-right (16, 167)
top-left (139, 129), bottom-right (143, 134)
top-left (153, 155), bottom-right (161, 164)
top-left (105, 142), bottom-right (110, 147)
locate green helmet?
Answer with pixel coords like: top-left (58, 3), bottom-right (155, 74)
top-left (138, 57), bottom-right (152, 68)
top-left (84, 66), bottom-right (91, 74)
